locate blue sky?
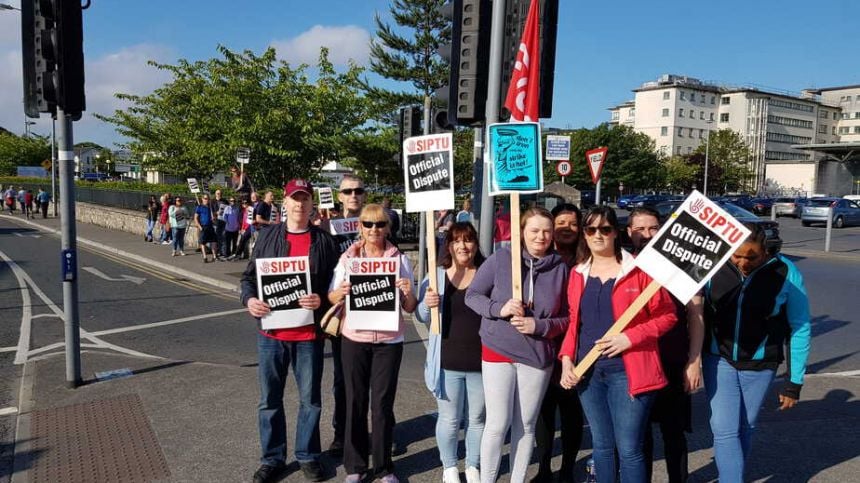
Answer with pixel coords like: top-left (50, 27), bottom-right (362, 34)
top-left (1, 0), bottom-right (858, 148)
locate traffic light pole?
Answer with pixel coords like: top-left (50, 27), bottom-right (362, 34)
top-left (57, 106), bottom-right (82, 388)
top-left (478, 0), bottom-right (507, 256)
top-left (417, 96), bottom-right (432, 285)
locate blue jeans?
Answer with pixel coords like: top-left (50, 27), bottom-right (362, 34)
top-left (436, 369), bottom-right (485, 469)
top-left (577, 367), bottom-right (655, 483)
top-left (145, 220), bottom-right (155, 240)
top-left (171, 227), bottom-right (186, 252)
top-left (257, 334), bottom-right (324, 465)
top-left (703, 354), bottom-right (775, 483)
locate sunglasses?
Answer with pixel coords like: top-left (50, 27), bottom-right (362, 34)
top-left (340, 188), bottom-right (365, 196)
top-left (584, 226), bottom-right (614, 236)
top-left (361, 220), bottom-right (388, 229)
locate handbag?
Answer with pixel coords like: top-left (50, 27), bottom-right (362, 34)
top-left (320, 301), bottom-right (345, 337)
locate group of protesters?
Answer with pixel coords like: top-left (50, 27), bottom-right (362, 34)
top-left (3, 185), bottom-right (51, 219)
top-left (239, 173), bottom-right (812, 483)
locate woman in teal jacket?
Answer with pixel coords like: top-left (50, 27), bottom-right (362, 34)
top-left (417, 222), bottom-right (486, 483)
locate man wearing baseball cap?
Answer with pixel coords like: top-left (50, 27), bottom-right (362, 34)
top-left (241, 179), bottom-right (340, 483)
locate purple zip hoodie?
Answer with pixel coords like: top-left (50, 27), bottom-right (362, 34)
top-left (465, 247), bottom-right (570, 369)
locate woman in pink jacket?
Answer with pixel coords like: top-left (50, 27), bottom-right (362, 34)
top-left (559, 206), bottom-right (676, 482)
top-left (327, 204), bottom-right (417, 483)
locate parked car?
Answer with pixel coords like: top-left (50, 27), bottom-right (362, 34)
top-left (630, 194), bottom-right (674, 208)
top-left (720, 194), bottom-right (756, 211)
top-left (750, 197), bottom-right (774, 216)
top-left (652, 200), bottom-right (684, 221)
top-left (801, 197), bottom-right (860, 228)
top-left (772, 197), bottom-right (808, 218)
top-left (717, 202), bottom-right (783, 254)
top-left (616, 194), bottom-right (638, 210)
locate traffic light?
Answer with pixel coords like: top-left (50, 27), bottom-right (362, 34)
top-left (436, 0), bottom-right (491, 129)
top-left (500, 0), bottom-right (559, 120)
top-left (21, 0), bottom-right (86, 120)
top-left (397, 105), bottom-right (422, 166)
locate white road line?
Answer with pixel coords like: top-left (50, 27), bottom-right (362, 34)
top-left (31, 313), bottom-right (62, 319)
top-left (0, 346), bottom-right (17, 353)
top-left (0, 250), bottom-right (34, 365)
top-left (806, 370), bottom-right (860, 378)
top-left (88, 308), bottom-right (247, 336)
top-left (0, 406), bottom-right (18, 416)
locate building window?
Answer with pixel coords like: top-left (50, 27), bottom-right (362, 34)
top-left (678, 127), bottom-right (684, 137)
top-left (611, 111), bottom-right (619, 121)
top-left (676, 146), bottom-right (682, 155)
top-left (662, 108), bottom-right (669, 117)
top-left (855, 112), bottom-right (860, 119)
top-left (679, 108), bottom-right (685, 117)
top-left (765, 150), bottom-right (810, 161)
top-left (842, 112), bottom-right (850, 120)
top-left (819, 124), bottom-right (828, 134)
top-left (690, 110), bottom-right (695, 119)
top-left (661, 126), bottom-right (668, 136)
top-left (663, 91), bottom-right (671, 100)
top-left (769, 98), bottom-right (814, 113)
top-left (710, 112), bottom-right (715, 121)
top-left (767, 115), bottom-right (813, 129)
top-left (767, 132), bottom-right (812, 144)
top-left (839, 126), bottom-right (850, 134)
top-left (820, 110), bottom-right (829, 119)
top-left (833, 112), bottom-right (838, 120)
top-left (700, 111), bottom-right (705, 120)
top-left (833, 126), bottom-right (837, 135)
top-left (855, 126), bottom-right (860, 134)
top-left (721, 96), bottom-right (730, 105)
top-left (629, 108), bottom-right (635, 117)
top-left (680, 92), bottom-right (687, 101)
top-left (720, 113), bottom-right (730, 122)
top-left (711, 96), bottom-right (716, 104)
top-left (699, 129), bottom-right (705, 139)
top-left (689, 128), bottom-right (694, 137)
top-left (690, 93), bottom-right (696, 102)
top-left (686, 146), bottom-right (693, 154)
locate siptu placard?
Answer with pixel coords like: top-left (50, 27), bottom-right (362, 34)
top-left (635, 191), bottom-right (752, 304)
top-left (317, 187), bottom-right (335, 210)
top-left (402, 133), bottom-right (454, 213)
top-left (329, 217), bottom-right (360, 236)
top-left (346, 257), bottom-right (401, 331)
top-left (255, 256), bottom-right (313, 330)
top-left (487, 122), bottom-right (543, 196)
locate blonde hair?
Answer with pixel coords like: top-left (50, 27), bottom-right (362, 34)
top-left (359, 204), bottom-right (390, 238)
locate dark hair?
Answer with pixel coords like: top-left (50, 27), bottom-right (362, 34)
top-left (628, 206), bottom-right (660, 222)
top-left (551, 203), bottom-right (581, 223)
top-left (576, 206), bottom-right (623, 263)
top-left (438, 222), bottom-right (486, 269)
top-left (741, 222), bottom-right (768, 251)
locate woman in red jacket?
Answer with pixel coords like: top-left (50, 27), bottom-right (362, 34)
top-left (559, 206), bottom-right (676, 483)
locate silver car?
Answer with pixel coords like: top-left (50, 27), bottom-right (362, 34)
top-left (772, 197), bottom-right (807, 218)
top-left (801, 198), bottom-right (860, 228)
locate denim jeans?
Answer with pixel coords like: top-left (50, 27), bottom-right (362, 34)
top-left (703, 354), bottom-right (775, 483)
top-left (257, 333), bottom-right (324, 465)
top-left (159, 222), bottom-right (171, 242)
top-left (145, 220), bottom-right (155, 240)
top-left (171, 227), bottom-right (186, 252)
top-left (577, 367), bottom-right (655, 483)
top-left (436, 369), bottom-right (485, 469)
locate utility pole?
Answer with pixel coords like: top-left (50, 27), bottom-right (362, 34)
top-left (417, 96), bottom-right (432, 284)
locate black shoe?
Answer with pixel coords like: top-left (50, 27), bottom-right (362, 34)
top-left (300, 460), bottom-right (326, 482)
top-left (328, 439), bottom-right (344, 457)
top-left (253, 463), bottom-right (285, 483)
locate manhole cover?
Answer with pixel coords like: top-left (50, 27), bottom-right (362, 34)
top-left (29, 393), bottom-right (170, 482)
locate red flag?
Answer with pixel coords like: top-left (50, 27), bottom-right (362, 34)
top-left (504, 0), bottom-right (541, 122)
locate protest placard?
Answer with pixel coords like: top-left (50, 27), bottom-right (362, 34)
top-left (346, 257), bottom-right (401, 331)
top-left (402, 133), bottom-right (454, 213)
top-left (318, 187), bottom-right (335, 209)
top-left (487, 122), bottom-right (543, 196)
top-left (329, 217), bottom-right (360, 236)
top-left (255, 256), bottom-right (313, 330)
top-left (573, 192), bottom-right (752, 377)
top-left (187, 178), bottom-right (200, 194)
top-left (546, 135), bottom-right (571, 161)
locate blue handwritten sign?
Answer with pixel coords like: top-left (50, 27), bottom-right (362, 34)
top-left (487, 122), bottom-right (543, 195)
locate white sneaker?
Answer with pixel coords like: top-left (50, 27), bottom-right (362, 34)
top-left (465, 467), bottom-right (479, 483)
top-left (442, 467), bottom-right (460, 483)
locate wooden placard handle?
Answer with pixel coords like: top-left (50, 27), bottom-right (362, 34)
top-left (426, 211), bottom-right (441, 334)
top-left (573, 279), bottom-right (661, 378)
top-left (510, 193), bottom-right (522, 302)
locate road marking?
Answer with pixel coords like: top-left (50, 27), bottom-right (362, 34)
top-left (0, 250), bottom-right (34, 365)
top-left (88, 308), bottom-right (247, 336)
top-left (13, 232), bottom-right (40, 238)
top-left (82, 266), bottom-right (146, 285)
top-left (0, 406), bottom-right (18, 416)
top-left (806, 370), bottom-right (860, 378)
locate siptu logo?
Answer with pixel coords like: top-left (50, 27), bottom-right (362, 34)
top-left (689, 198), bottom-right (706, 214)
top-left (406, 139), bottom-right (416, 154)
top-left (350, 260), bottom-right (361, 273)
top-left (260, 262), bottom-right (270, 274)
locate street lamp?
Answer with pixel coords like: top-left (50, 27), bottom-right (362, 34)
top-left (703, 120), bottom-right (714, 196)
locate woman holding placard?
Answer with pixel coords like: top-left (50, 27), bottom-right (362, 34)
top-left (327, 204), bottom-right (417, 483)
top-left (701, 223), bottom-right (811, 483)
top-left (465, 207), bottom-right (570, 483)
top-left (558, 206), bottom-right (677, 483)
top-left (417, 222), bottom-right (486, 483)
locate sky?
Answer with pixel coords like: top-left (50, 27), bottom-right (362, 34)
top-left (1, 0), bottom-right (859, 149)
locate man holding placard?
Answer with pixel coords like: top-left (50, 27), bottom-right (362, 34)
top-left (240, 179), bottom-right (339, 483)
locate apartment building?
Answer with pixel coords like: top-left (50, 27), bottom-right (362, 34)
top-left (609, 74), bottom-right (858, 196)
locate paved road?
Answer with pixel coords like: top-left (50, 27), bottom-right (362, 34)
top-left (776, 215), bottom-right (860, 255)
top-left (0, 213), bottom-right (858, 482)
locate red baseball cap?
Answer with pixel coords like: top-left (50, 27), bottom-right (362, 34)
top-left (284, 179), bottom-right (313, 198)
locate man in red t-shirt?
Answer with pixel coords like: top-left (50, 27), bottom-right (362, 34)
top-left (241, 179), bottom-right (339, 483)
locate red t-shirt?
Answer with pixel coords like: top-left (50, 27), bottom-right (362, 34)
top-left (482, 345), bottom-right (513, 363)
top-left (261, 230), bottom-right (316, 342)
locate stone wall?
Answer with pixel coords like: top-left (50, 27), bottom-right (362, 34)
top-left (76, 202), bottom-right (201, 248)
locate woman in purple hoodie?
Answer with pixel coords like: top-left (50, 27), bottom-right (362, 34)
top-left (465, 207), bottom-right (570, 483)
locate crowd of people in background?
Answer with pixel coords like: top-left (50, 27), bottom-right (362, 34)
top-left (3, 185), bottom-right (48, 219)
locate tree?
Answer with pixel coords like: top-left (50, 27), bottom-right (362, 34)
top-left (97, 46), bottom-right (369, 187)
top-left (662, 155), bottom-right (700, 193)
top-left (694, 129), bottom-right (754, 194)
top-left (0, 132), bottom-right (51, 176)
top-left (364, 0), bottom-right (450, 117)
top-left (543, 124), bottom-right (663, 197)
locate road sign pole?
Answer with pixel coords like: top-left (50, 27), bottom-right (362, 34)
top-left (595, 178), bottom-right (601, 206)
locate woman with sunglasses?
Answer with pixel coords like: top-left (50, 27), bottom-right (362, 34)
top-left (168, 196), bottom-right (190, 256)
top-left (327, 204), bottom-right (417, 483)
top-left (559, 206), bottom-right (677, 483)
top-left (416, 222), bottom-right (486, 483)
top-left (465, 207), bottom-right (570, 483)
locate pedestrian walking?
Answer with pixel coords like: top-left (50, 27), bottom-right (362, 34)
top-left (194, 194), bottom-right (218, 263)
top-left (24, 190), bottom-right (35, 219)
top-left (241, 179), bottom-right (339, 483)
top-left (465, 207), bottom-right (570, 483)
top-left (4, 186), bottom-right (15, 214)
top-left (158, 193), bottom-right (172, 244)
top-left (417, 222), bottom-right (486, 483)
top-left (212, 189), bottom-right (229, 257)
top-left (234, 193), bottom-right (259, 260)
top-left (145, 195), bottom-right (160, 242)
top-left (36, 188), bottom-right (50, 218)
top-left (168, 196), bottom-right (189, 256)
top-left (222, 196), bottom-right (240, 258)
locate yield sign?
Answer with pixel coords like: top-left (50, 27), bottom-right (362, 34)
top-left (585, 147), bottom-right (608, 185)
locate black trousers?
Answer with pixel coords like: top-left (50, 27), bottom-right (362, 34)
top-left (236, 230), bottom-right (253, 258)
top-left (40, 201), bottom-right (48, 218)
top-left (223, 230), bottom-right (239, 257)
top-left (329, 336), bottom-right (346, 442)
top-left (534, 382), bottom-right (584, 479)
top-left (341, 338), bottom-right (403, 477)
top-left (644, 364), bottom-right (691, 483)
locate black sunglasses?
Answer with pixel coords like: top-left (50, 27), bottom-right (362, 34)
top-left (361, 220), bottom-right (388, 229)
top-left (340, 188), bottom-right (365, 196)
top-left (584, 226), bottom-right (614, 236)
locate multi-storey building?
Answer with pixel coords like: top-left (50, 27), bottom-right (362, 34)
top-left (609, 74), bottom-right (859, 196)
